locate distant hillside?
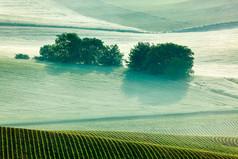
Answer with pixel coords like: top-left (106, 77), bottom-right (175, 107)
top-left (175, 21), bottom-right (238, 32)
top-left (0, 0), bottom-right (142, 33)
top-left (1, 0), bottom-right (237, 32)
top-left (55, 0), bottom-right (238, 32)
top-left (0, 127), bottom-right (238, 158)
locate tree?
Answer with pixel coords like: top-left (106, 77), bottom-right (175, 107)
top-left (127, 42), bottom-right (150, 71)
top-left (80, 38), bottom-right (105, 65)
top-left (127, 42), bottom-right (194, 78)
top-left (99, 44), bottom-right (123, 66)
top-left (38, 44), bottom-right (55, 61)
top-left (54, 33), bottom-right (82, 63)
top-left (15, 53), bottom-right (30, 60)
top-left (164, 57), bottom-right (194, 78)
top-left (35, 33), bottom-right (124, 66)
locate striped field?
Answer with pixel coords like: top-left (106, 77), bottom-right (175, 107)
top-left (0, 127), bottom-right (238, 159)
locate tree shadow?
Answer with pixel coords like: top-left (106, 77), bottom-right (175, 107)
top-left (34, 60), bottom-right (190, 106)
top-left (121, 70), bottom-right (190, 106)
top-left (35, 60), bottom-right (119, 76)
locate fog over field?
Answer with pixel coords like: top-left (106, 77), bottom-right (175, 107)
top-left (0, 0), bottom-right (237, 136)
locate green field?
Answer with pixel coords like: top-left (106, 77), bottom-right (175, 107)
top-left (0, 126), bottom-right (238, 159)
top-left (56, 0), bottom-right (238, 32)
top-left (0, 1), bottom-right (238, 159)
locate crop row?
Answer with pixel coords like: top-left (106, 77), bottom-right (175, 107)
top-left (0, 127), bottom-right (238, 159)
top-left (65, 130), bottom-right (238, 156)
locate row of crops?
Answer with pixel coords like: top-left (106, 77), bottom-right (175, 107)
top-left (0, 127), bottom-right (238, 159)
top-left (66, 130), bottom-right (238, 155)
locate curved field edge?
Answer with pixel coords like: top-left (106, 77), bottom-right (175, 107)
top-left (62, 130), bottom-right (238, 156)
top-left (0, 127), bottom-right (237, 159)
top-left (174, 21), bottom-right (238, 32)
top-left (0, 22), bottom-right (145, 34)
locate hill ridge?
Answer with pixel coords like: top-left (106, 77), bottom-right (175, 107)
top-left (0, 22), bottom-right (145, 33)
top-left (1, 126), bottom-right (238, 158)
top-left (175, 21), bottom-right (238, 32)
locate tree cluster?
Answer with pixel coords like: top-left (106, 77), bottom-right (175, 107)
top-left (34, 33), bottom-right (123, 66)
top-left (34, 33), bottom-right (194, 79)
top-left (127, 42), bottom-right (194, 78)
top-left (15, 53), bottom-right (30, 60)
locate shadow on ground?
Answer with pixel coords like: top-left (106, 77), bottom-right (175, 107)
top-left (42, 61), bottom-right (190, 106)
top-left (121, 70), bottom-right (190, 106)
top-left (36, 61), bottom-right (119, 76)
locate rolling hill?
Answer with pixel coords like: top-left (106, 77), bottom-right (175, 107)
top-left (0, 1), bottom-right (238, 158)
top-left (0, 0), bottom-right (142, 33)
top-left (0, 59), bottom-right (238, 135)
top-left (55, 0), bottom-right (238, 32)
top-left (0, 126), bottom-right (238, 159)
top-left (1, 0), bottom-right (238, 32)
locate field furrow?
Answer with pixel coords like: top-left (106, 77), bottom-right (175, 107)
top-left (0, 127), bottom-right (237, 159)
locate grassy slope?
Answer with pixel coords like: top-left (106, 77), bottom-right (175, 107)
top-left (0, 127), bottom-right (238, 159)
top-left (55, 0), bottom-right (238, 32)
top-left (1, 59), bottom-right (238, 134)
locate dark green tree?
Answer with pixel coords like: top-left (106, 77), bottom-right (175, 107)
top-left (145, 43), bottom-right (194, 76)
top-left (35, 33), bottom-right (124, 66)
top-left (164, 57), bottom-right (194, 78)
top-left (38, 44), bottom-right (55, 61)
top-left (99, 44), bottom-right (123, 66)
top-left (80, 38), bottom-right (105, 65)
top-left (15, 53), bottom-right (30, 60)
top-left (127, 42), bottom-right (194, 78)
top-left (54, 33), bottom-right (82, 63)
top-left (127, 42), bottom-right (150, 71)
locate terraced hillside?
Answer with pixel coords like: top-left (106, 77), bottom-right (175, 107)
top-left (0, 127), bottom-right (238, 159)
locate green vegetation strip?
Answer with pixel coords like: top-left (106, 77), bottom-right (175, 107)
top-left (67, 130), bottom-right (238, 156)
top-left (0, 127), bottom-right (237, 159)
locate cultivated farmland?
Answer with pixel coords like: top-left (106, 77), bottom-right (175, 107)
top-left (0, 0), bottom-right (238, 158)
top-left (0, 127), bottom-right (238, 159)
